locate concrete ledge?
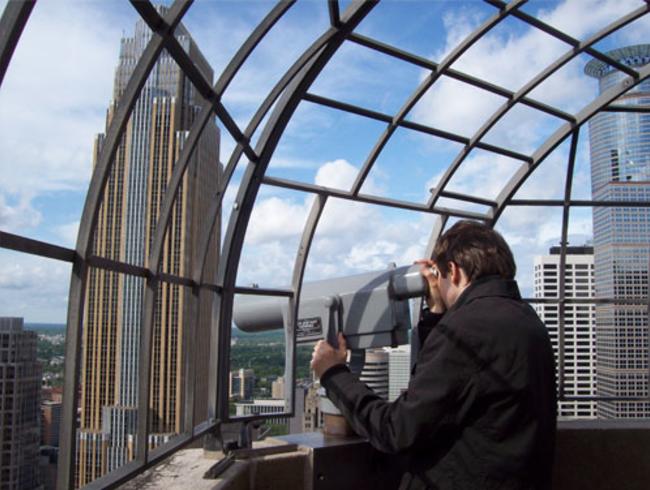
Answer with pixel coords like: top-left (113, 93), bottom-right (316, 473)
top-left (119, 424), bottom-right (650, 490)
top-left (555, 420), bottom-right (650, 490)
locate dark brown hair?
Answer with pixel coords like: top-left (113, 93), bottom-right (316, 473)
top-left (433, 220), bottom-right (516, 281)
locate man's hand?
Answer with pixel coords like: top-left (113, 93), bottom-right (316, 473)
top-left (414, 259), bottom-right (446, 314)
top-left (311, 332), bottom-right (348, 378)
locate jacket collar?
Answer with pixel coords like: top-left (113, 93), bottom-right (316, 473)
top-left (447, 275), bottom-right (521, 313)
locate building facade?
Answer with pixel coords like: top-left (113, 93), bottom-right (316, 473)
top-left (234, 399), bottom-right (287, 425)
top-left (534, 247), bottom-right (597, 419)
top-left (271, 376), bottom-right (284, 400)
top-left (359, 349), bottom-right (389, 400)
top-left (41, 401), bottom-right (62, 447)
top-left (585, 44), bottom-right (650, 418)
top-left (229, 369), bottom-right (256, 401)
top-left (302, 383), bottom-right (323, 433)
top-left (387, 345), bottom-right (411, 402)
top-left (76, 10), bottom-right (220, 486)
top-left (0, 318), bottom-right (42, 490)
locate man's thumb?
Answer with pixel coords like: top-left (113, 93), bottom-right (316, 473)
top-left (337, 332), bottom-right (347, 353)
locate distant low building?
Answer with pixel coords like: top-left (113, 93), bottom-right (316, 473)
top-left (302, 383), bottom-right (323, 433)
top-left (41, 387), bottom-right (63, 404)
top-left (41, 400), bottom-right (62, 447)
top-left (235, 399), bottom-right (286, 425)
top-left (271, 376), bottom-right (285, 399)
top-left (230, 368), bottom-right (256, 400)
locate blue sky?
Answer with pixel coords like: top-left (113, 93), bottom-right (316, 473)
top-left (0, 0), bottom-right (648, 322)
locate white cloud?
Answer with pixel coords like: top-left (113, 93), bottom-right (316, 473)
top-left (0, 2), bottom-right (124, 196)
top-left (54, 221), bottom-right (80, 248)
top-left (444, 152), bottom-right (525, 201)
top-left (315, 159), bottom-right (357, 188)
top-left (0, 252), bottom-right (71, 322)
top-left (243, 159), bottom-right (377, 247)
top-left (269, 155), bottom-right (321, 170)
top-left (245, 196), bottom-right (309, 244)
top-left (536, 0), bottom-right (642, 40)
top-left (617, 14), bottom-right (650, 45)
top-left (236, 158), bottom-right (434, 288)
top-left (0, 192), bottom-right (42, 232)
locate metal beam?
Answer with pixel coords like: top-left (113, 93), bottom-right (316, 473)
top-left (509, 199), bottom-right (650, 207)
top-left (139, 0), bottom-right (295, 452)
top-left (0, 0), bottom-right (34, 88)
top-left (0, 230), bottom-right (75, 262)
top-left (523, 297), bottom-right (648, 305)
top-left (284, 193), bottom-right (328, 417)
top-left (603, 103), bottom-right (650, 113)
top-left (261, 175), bottom-right (491, 220)
top-left (555, 130), bottom-right (580, 401)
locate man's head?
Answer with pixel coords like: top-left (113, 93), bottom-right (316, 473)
top-left (431, 220), bottom-right (516, 307)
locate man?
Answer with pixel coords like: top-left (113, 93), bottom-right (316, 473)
top-left (311, 220), bottom-right (556, 489)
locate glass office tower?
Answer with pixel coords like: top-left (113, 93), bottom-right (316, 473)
top-left (585, 44), bottom-right (650, 418)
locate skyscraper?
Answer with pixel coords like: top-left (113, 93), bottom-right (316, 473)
top-left (387, 345), bottom-right (410, 402)
top-left (0, 317), bottom-right (42, 490)
top-left (229, 368), bottom-right (256, 401)
top-left (359, 349), bottom-right (389, 400)
top-left (585, 44), bottom-right (650, 418)
top-left (77, 11), bottom-right (219, 486)
top-left (534, 247), bottom-right (597, 419)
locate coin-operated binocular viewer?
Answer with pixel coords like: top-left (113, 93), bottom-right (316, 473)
top-left (233, 264), bottom-right (428, 352)
top-left (233, 264), bottom-right (429, 435)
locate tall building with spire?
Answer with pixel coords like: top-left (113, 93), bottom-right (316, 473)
top-left (77, 11), bottom-right (220, 486)
top-left (584, 44), bottom-right (650, 418)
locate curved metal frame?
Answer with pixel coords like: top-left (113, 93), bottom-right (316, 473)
top-left (350, 0), bottom-right (528, 197)
top-left (212, 0), bottom-right (377, 422)
top-left (0, 0), bottom-right (648, 488)
top-left (427, 4), bottom-right (649, 211)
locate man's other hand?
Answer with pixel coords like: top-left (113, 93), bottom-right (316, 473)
top-left (414, 259), bottom-right (446, 313)
top-left (311, 332), bottom-right (348, 378)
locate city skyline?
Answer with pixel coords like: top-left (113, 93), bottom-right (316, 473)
top-left (0, 2), bottom-right (648, 488)
top-left (1, 0), bottom-right (648, 323)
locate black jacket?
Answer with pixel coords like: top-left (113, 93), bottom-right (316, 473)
top-left (321, 276), bottom-right (557, 489)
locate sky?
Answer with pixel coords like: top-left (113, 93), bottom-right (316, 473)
top-left (0, 0), bottom-right (648, 322)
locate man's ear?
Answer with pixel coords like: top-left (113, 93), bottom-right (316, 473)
top-left (448, 261), bottom-right (461, 286)
top-left (449, 261), bottom-right (469, 287)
